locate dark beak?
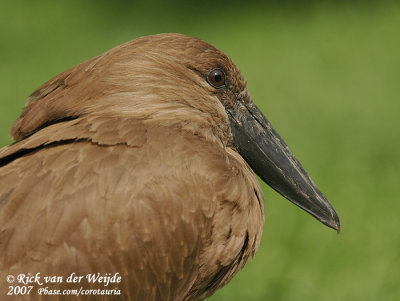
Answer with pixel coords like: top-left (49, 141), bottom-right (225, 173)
top-left (227, 101), bottom-right (340, 232)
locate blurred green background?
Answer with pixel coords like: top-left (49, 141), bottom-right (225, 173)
top-left (1, 1), bottom-right (399, 300)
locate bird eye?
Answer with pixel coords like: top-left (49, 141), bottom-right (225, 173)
top-left (207, 68), bottom-right (226, 88)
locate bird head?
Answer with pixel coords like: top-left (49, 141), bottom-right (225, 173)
top-left (11, 33), bottom-right (339, 231)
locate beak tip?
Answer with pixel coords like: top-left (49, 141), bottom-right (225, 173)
top-left (334, 221), bottom-right (341, 234)
top-left (328, 212), bottom-right (340, 234)
top-left (333, 221), bottom-right (340, 234)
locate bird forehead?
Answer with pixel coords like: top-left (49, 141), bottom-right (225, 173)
top-left (119, 34), bottom-right (247, 89)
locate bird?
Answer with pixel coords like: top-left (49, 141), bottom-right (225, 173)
top-left (0, 33), bottom-right (339, 301)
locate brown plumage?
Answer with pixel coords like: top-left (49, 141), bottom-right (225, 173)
top-left (0, 33), bottom-right (339, 300)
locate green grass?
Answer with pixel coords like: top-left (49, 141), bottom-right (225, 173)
top-left (1, 1), bottom-right (399, 300)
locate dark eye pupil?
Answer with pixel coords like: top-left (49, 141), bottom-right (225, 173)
top-left (213, 72), bottom-right (222, 82)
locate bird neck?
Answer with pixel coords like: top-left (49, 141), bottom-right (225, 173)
top-left (89, 96), bottom-right (231, 148)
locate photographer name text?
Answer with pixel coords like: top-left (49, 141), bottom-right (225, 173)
top-left (15, 272), bottom-right (121, 287)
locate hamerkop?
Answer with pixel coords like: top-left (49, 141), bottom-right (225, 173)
top-left (0, 33), bottom-right (339, 300)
